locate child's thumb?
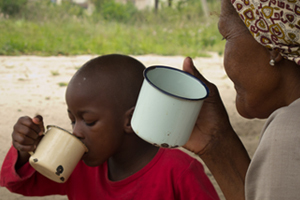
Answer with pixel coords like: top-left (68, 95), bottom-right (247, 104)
top-left (32, 115), bottom-right (45, 136)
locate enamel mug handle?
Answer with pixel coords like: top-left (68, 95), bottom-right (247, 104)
top-left (28, 131), bottom-right (46, 156)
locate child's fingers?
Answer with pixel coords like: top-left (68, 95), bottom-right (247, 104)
top-left (13, 142), bottom-right (36, 153)
top-left (12, 125), bottom-right (37, 153)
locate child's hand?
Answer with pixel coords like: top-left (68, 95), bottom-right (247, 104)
top-left (12, 115), bottom-right (45, 153)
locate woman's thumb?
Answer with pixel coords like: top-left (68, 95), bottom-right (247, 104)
top-left (182, 57), bottom-right (196, 76)
top-left (182, 57), bottom-right (210, 86)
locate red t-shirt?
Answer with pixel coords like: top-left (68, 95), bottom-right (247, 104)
top-left (0, 146), bottom-right (219, 200)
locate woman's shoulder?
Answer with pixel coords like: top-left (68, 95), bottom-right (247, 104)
top-left (274, 98), bottom-right (300, 117)
top-left (264, 98), bottom-right (300, 131)
top-left (261, 98), bottom-right (300, 144)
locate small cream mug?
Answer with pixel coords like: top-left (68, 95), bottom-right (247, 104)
top-left (29, 125), bottom-right (88, 183)
top-left (131, 66), bottom-right (209, 148)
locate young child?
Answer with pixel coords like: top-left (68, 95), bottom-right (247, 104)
top-left (0, 54), bottom-right (219, 199)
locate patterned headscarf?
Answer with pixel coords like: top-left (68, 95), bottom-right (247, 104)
top-left (231, 0), bottom-right (300, 65)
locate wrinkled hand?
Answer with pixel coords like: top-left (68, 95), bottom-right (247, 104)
top-left (12, 115), bottom-right (45, 153)
top-left (182, 57), bottom-right (233, 155)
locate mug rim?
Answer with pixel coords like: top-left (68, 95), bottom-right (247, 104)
top-left (144, 65), bottom-right (209, 101)
top-left (46, 125), bottom-right (88, 152)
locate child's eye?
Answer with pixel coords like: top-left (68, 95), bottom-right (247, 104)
top-left (85, 121), bottom-right (96, 126)
top-left (71, 121), bottom-right (75, 126)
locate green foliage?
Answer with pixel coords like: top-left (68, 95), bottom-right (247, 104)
top-left (0, 0), bottom-right (27, 16)
top-left (20, 0), bottom-right (85, 21)
top-left (99, 1), bottom-right (138, 22)
top-left (90, 0), bottom-right (108, 10)
top-left (0, 0), bottom-right (224, 57)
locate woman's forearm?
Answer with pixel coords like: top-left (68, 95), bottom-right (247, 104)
top-left (200, 128), bottom-right (250, 200)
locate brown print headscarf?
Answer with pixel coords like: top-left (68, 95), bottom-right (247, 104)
top-left (231, 0), bottom-right (300, 65)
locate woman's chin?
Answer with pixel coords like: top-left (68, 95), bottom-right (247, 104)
top-left (236, 102), bottom-right (254, 119)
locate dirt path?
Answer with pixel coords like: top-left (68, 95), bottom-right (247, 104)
top-left (0, 54), bottom-right (265, 200)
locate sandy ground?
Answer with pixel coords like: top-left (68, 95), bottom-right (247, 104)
top-left (0, 53), bottom-right (265, 200)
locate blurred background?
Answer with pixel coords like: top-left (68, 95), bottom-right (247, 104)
top-left (0, 1), bottom-right (265, 200)
top-left (0, 0), bottom-right (224, 57)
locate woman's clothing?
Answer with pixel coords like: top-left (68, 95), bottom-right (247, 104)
top-left (246, 98), bottom-right (300, 200)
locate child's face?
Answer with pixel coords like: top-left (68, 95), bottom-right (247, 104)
top-left (66, 82), bottom-right (125, 167)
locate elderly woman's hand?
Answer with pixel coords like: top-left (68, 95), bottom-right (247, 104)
top-left (182, 57), bottom-right (233, 156)
top-left (182, 57), bottom-right (250, 200)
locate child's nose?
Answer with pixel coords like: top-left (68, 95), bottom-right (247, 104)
top-left (72, 123), bottom-right (84, 139)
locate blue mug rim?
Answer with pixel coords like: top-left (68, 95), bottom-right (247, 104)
top-left (144, 65), bottom-right (209, 101)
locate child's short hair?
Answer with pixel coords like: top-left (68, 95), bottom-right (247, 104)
top-left (68, 54), bottom-right (146, 111)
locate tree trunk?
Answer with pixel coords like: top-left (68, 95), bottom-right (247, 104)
top-left (155, 0), bottom-right (159, 13)
top-left (201, 0), bottom-right (209, 18)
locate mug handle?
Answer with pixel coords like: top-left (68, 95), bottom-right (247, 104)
top-left (28, 132), bottom-right (46, 156)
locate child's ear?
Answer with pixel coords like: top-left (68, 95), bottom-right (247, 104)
top-left (124, 107), bottom-right (135, 134)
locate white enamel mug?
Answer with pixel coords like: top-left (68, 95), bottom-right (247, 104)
top-left (29, 125), bottom-right (88, 183)
top-left (131, 66), bottom-right (209, 148)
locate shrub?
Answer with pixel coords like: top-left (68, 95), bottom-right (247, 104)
top-left (0, 0), bottom-right (28, 16)
top-left (20, 0), bottom-right (85, 21)
top-left (93, 0), bottom-right (138, 23)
